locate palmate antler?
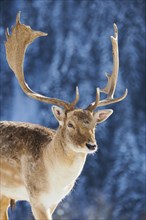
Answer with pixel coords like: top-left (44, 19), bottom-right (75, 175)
top-left (86, 24), bottom-right (128, 111)
top-left (5, 12), bottom-right (127, 112)
top-left (5, 12), bottom-right (79, 111)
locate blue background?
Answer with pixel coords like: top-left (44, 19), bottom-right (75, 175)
top-left (0, 0), bottom-right (145, 220)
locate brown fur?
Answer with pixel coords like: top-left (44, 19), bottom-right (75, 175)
top-left (0, 121), bottom-right (54, 161)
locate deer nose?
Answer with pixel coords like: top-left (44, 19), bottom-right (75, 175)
top-left (86, 143), bottom-right (97, 151)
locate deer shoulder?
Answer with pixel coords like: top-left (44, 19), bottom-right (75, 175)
top-left (0, 121), bottom-right (55, 161)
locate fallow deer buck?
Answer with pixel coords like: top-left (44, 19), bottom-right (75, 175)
top-left (0, 12), bottom-right (127, 220)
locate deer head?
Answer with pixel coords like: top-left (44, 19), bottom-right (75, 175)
top-left (51, 106), bottom-right (113, 153)
top-left (5, 12), bottom-right (127, 154)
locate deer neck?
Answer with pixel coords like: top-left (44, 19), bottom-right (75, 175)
top-left (45, 127), bottom-right (87, 172)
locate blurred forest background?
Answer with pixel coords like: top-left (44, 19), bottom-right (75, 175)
top-left (0, 0), bottom-right (145, 220)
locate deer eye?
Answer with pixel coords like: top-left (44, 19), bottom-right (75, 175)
top-left (68, 122), bottom-right (74, 128)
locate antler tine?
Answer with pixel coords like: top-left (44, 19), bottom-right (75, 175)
top-left (101, 23), bottom-right (119, 98)
top-left (16, 11), bottom-right (21, 24)
top-left (86, 24), bottom-right (127, 111)
top-left (5, 28), bottom-right (10, 40)
top-left (86, 88), bottom-right (100, 111)
top-left (97, 88), bottom-right (128, 107)
top-left (69, 86), bottom-right (80, 110)
top-left (5, 12), bottom-right (79, 111)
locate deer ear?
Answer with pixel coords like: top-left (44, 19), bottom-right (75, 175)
top-left (93, 109), bottom-right (113, 124)
top-left (52, 106), bottom-right (65, 125)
